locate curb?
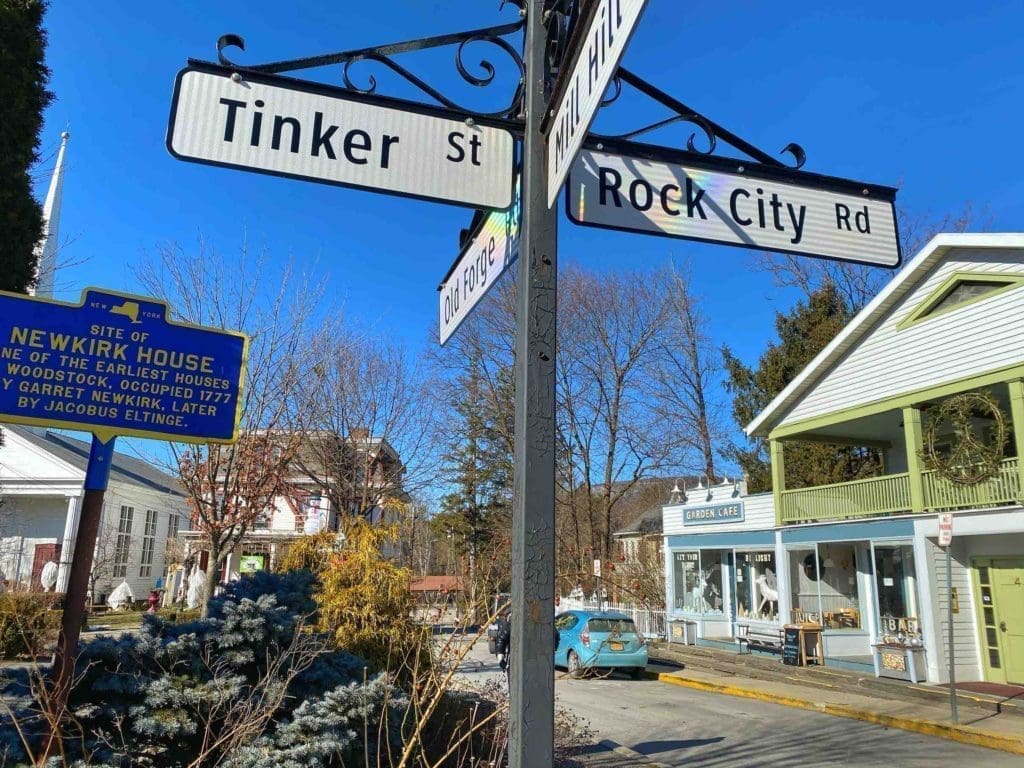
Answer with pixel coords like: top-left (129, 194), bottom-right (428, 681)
top-left (654, 672), bottom-right (1024, 756)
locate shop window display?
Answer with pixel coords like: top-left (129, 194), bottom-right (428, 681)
top-left (816, 543), bottom-right (861, 629)
top-left (698, 550), bottom-right (726, 615)
top-left (787, 547), bottom-right (821, 623)
top-left (672, 551), bottom-right (701, 612)
top-left (873, 544), bottom-right (920, 639)
top-left (735, 551), bottom-right (778, 621)
top-left (672, 550), bottom-right (726, 615)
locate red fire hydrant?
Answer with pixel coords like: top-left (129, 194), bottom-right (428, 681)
top-left (148, 590), bottom-right (160, 614)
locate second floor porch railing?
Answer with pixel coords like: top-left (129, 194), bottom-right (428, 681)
top-left (778, 457), bottom-right (1021, 523)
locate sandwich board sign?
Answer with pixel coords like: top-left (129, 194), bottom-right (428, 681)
top-left (567, 146), bottom-right (901, 267)
top-left (438, 177), bottom-right (522, 345)
top-left (546, 0), bottom-right (648, 206)
top-left (168, 62), bottom-right (516, 210)
top-left (0, 287), bottom-right (247, 443)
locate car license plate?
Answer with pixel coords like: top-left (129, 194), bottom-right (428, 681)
top-left (609, 641), bottom-right (624, 651)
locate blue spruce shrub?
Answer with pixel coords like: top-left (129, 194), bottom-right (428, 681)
top-left (5, 569), bottom-right (403, 767)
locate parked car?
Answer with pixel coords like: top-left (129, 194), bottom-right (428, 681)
top-left (554, 610), bottom-right (648, 679)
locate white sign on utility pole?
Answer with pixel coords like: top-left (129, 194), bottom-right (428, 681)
top-left (546, 0), bottom-right (648, 206)
top-left (438, 179), bottom-right (521, 345)
top-left (568, 148), bottom-right (902, 267)
top-left (938, 512), bottom-right (954, 547)
top-left (168, 64), bottom-right (515, 210)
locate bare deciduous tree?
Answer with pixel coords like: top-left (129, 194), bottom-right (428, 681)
top-left (135, 235), bottom-right (320, 615)
top-left (753, 201), bottom-right (993, 312)
top-left (287, 317), bottom-right (440, 531)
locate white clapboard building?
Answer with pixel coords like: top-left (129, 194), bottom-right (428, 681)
top-left (0, 425), bottom-right (188, 603)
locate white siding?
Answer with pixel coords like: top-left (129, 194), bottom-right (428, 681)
top-left (663, 491), bottom-right (774, 536)
top-left (781, 249), bottom-right (1024, 425)
top-left (926, 537), bottom-right (981, 683)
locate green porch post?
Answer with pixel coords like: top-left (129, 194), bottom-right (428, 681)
top-left (770, 438), bottom-right (786, 525)
top-left (1007, 380), bottom-right (1024, 500)
top-left (902, 406), bottom-right (926, 513)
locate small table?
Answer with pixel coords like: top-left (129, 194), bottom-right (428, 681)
top-left (783, 623), bottom-right (825, 666)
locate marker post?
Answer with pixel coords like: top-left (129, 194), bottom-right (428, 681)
top-left (43, 435), bottom-right (116, 760)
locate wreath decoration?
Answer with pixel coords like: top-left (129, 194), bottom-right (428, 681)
top-left (922, 391), bottom-right (1007, 486)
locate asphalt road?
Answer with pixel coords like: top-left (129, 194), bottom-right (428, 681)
top-left (450, 636), bottom-right (1024, 767)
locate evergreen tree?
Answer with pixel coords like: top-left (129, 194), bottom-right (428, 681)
top-left (723, 284), bottom-right (881, 492)
top-left (437, 350), bottom-right (513, 601)
top-left (0, 0), bottom-right (53, 293)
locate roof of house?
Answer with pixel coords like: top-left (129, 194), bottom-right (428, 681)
top-left (5, 425), bottom-right (184, 496)
top-left (746, 233), bottom-right (1024, 437)
top-left (410, 575), bottom-right (463, 592)
top-left (612, 505), bottom-right (663, 538)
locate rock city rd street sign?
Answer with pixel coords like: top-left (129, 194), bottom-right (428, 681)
top-left (568, 148), bottom-right (901, 267)
top-left (168, 63), bottom-right (516, 210)
top-left (546, 0), bottom-right (648, 206)
top-left (0, 288), bottom-right (247, 444)
top-left (439, 178), bottom-right (521, 345)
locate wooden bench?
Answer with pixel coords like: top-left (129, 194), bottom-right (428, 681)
top-left (736, 624), bottom-right (783, 654)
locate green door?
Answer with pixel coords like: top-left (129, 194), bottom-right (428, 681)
top-left (992, 559), bottom-right (1024, 685)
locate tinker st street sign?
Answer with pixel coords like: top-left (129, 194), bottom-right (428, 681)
top-left (438, 178), bottom-right (521, 345)
top-left (545, 0), bottom-right (648, 205)
top-left (0, 288), bottom-right (247, 443)
top-left (568, 147), bottom-right (901, 267)
top-left (168, 63), bottom-right (516, 210)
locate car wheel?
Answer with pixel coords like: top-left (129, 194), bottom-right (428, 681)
top-left (629, 666), bottom-right (645, 680)
top-left (567, 650), bottom-right (584, 679)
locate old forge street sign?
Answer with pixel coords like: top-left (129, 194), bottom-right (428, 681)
top-left (568, 147), bottom-right (901, 267)
top-left (168, 62), bottom-right (516, 210)
top-left (0, 288), bottom-right (247, 444)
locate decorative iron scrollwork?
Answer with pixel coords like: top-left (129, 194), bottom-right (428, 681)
top-left (214, 10), bottom-right (527, 120)
top-left (593, 66), bottom-right (807, 169)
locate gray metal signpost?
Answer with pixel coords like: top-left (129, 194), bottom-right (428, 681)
top-left (509, 2), bottom-right (557, 765)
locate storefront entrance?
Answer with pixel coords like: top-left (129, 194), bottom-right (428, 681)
top-left (973, 558), bottom-right (1024, 685)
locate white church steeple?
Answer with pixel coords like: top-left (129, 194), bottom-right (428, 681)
top-left (31, 130), bottom-right (70, 298)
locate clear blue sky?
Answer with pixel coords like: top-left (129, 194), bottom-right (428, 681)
top-left (37, 1), bottom-right (1023, 414)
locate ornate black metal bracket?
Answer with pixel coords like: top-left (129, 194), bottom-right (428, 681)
top-left (594, 67), bottom-right (807, 169)
top-left (214, 7), bottom-right (527, 120)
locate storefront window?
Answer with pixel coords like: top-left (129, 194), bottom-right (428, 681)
top-left (873, 544), bottom-right (920, 641)
top-left (698, 550), bottom-right (727, 616)
top-left (735, 551), bottom-right (779, 622)
top-left (672, 551), bottom-right (701, 612)
top-left (788, 547), bottom-right (821, 624)
top-left (788, 543), bottom-right (863, 629)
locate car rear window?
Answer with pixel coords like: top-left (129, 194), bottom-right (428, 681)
top-left (587, 618), bottom-right (637, 633)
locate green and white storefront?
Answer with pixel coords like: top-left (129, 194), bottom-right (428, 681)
top-left (667, 234), bottom-right (1024, 685)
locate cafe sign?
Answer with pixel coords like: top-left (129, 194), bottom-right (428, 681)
top-left (683, 502), bottom-right (744, 526)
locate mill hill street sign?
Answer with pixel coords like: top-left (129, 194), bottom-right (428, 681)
top-left (567, 146), bottom-right (901, 267)
top-left (168, 63), bottom-right (516, 210)
top-left (545, 0), bottom-right (648, 206)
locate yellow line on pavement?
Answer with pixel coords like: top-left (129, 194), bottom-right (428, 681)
top-left (656, 673), bottom-right (1024, 756)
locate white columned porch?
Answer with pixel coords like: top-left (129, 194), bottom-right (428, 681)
top-left (56, 493), bottom-right (82, 593)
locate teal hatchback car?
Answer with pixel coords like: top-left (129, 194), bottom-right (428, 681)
top-left (554, 610), bottom-right (648, 679)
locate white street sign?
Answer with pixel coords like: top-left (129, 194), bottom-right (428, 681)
top-left (438, 179), bottom-right (521, 345)
top-left (168, 65), bottom-right (515, 210)
top-left (593, 558), bottom-right (602, 578)
top-left (546, 0), bottom-right (648, 206)
top-left (568, 148), bottom-right (901, 267)
top-left (938, 512), bottom-right (953, 547)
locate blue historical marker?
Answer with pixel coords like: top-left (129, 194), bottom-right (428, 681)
top-left (0, 287), bottom-right (247, 443)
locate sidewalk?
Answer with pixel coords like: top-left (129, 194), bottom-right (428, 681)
top-left (649, 643), bottom-right (1024, 756)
